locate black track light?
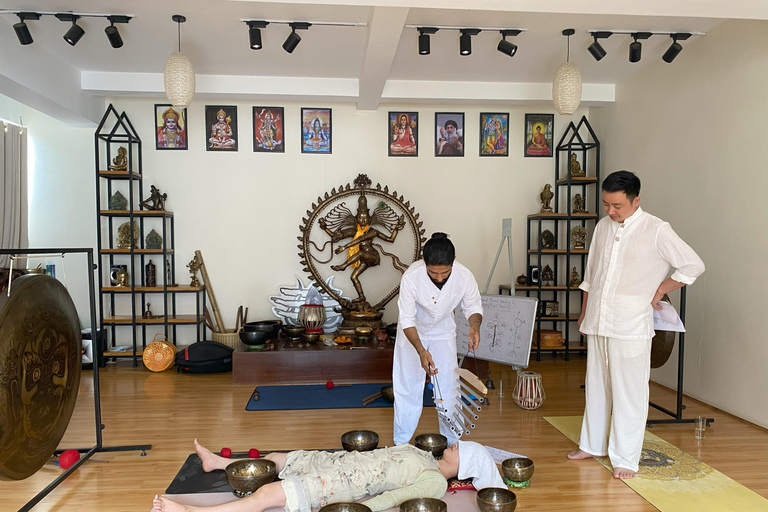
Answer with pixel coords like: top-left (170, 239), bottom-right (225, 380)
top-left (105, 23), bottom-right (122, 48)
top-left (283, 22), bottom-right (310, 53)
top-left (629, 36), bottom-right (642, 63)
top-left (246, 21), bottom-right (269, 50)
top-left (417, 27), bottom-right (438, 55)
top-left (662, 33), bottom-right (690, 63)
top-left (13, 13), bottom-right (40, 46)
top-left (55, 14), bottom-right (84, 46)
top-left (587, 31), bottom-right (611, 61)
top-left (459, 28), bottom-right (480, 56)
top-left (497, 30), bottom-right (520, 57)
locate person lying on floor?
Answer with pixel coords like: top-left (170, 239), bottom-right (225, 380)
top-left (153, 438), bottom-right (504, 512)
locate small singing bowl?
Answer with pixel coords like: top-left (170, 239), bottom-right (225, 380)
top-left (319, 503), bottom-right (372, 512)
top-left (380, 385), bottom-right (395, 403)
top-left (225, 459), bottom-right (277, 498)
top-left (501, 458), bottom-right (534, 482)
top-left (281, 325), bottom-right (306, 338)
top-left (476, 488), bottom-right (517, 512)
top-left (399, 497), bottom-right (447, 512)
top-left (341, 430), bottom-right (379, 452)
top-left (414, 433), bottom-right (447, 458)
top-left (355, 325), bottom-right (373, 338)
top-left (302, 332), bottom-right (320, 344)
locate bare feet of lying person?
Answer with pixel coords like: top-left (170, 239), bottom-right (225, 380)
top-left (153, 494), bottom-right (193, 512)
top-left (194, 438), bottom-right (230, 473)
top-left (613, 467), bottom-right (636, 479)
top-left (566, 449), bottom-right (598, 460)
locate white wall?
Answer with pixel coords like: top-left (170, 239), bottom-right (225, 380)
top-left (590, 19), bottom-right (768, 427)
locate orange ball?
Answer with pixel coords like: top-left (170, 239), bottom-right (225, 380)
top-left (326, 381), bottom-right (334, 389)
top-left (59, 449), bottom-right (80, 469)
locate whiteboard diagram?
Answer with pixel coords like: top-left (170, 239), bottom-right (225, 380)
top-left (455, 294), bottom-right (538, 368)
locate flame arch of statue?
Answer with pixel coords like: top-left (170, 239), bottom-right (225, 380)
top-left (298, 174), bottom-right (425, 314)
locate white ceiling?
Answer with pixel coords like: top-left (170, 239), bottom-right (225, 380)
top-left (1, 0), bottom-right (766, 125)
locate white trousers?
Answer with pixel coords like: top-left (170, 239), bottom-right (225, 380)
top-left (392, 334), bottom-right (459, 446)
top-left (579, 335), bottom-right (651, 473)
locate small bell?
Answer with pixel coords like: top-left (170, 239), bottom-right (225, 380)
top-left (485, 370), bottom-right (496, 390)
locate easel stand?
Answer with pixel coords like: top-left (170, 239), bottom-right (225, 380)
top-left (1, 248), bottom-right (152, 512)
top-left (646, 287), bottom-right (714, 428)
top-left (483, 218), bottom-right (513, 294)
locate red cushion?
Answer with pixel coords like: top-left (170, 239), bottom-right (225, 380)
top-left (447, 478), bottom-right (476, 491)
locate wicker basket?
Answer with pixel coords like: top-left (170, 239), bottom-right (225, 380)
top-left (534, 329), bottom-right (564, 348)
top-left (143, 334), bottom-right (177, 372)
top-left (212, 329), bottom-right (241, 350)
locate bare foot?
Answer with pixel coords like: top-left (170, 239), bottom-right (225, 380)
top-left (153, 494), bottom-right (195, 512)
top-left (194, 439), bottom-right (229, 473)
top-left (613, 467), bottom-right (636, 479)
top-left (566, 449), bottom-right (597, 460)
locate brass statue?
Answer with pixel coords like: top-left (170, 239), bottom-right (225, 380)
top-left (570, 154), bottom-right (585, 177)
top-left (319, 193), bottom-right (405, 310)
top-left (540, 184), bottom-right (554, 213)
top-left (116, 221), bottom-right (139, 249)
top-left (187, 255), bottom-right (201, 287)
top-left (116, 266), bottom-right (129, 287)
top-left (145, 229), bottom-right (162, 250)
top-left (541, 264), bottom-right (554, 286)
top-left (571, 226), bottom-right (588, 250)
top-left (141, 185), bottom-right (167, 211)
top-left (146, 260), bottom-right (156, 287)
top-left (573, 193), bottom-right (587, 213)
top-left (108, 146), bottom-right (128, 171)
top-left (569, 267), bottom-right (582, 288)
top-left (109, 190), bottom-right (128, 210)
top-left (540, 229), bottom-right (556, 249)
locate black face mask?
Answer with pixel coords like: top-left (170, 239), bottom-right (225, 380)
top-left (430, 272), bottom-right (451, 290)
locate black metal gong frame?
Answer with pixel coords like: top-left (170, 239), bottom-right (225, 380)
top-left (1, 248), bottom-right (152, 512)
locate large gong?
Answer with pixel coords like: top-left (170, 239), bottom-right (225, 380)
top-left (0, 274), bottom-right (81, 480)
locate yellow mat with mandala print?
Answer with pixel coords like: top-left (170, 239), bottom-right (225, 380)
top-left (545, 416), bottom-right (767, 512)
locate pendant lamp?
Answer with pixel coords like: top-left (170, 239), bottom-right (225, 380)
top-left (164, 15), bottom-right (195, 109)
top-left (552, 28), bottom-right (582, 115)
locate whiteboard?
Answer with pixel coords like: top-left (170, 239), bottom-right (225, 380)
top-left (455, 294), bottom-right (538, 368)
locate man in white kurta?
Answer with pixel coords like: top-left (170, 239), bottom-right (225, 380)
top-left (568, 171), bottom-right (704, 479)
top-left (393, 253), bottom-right (483, 446)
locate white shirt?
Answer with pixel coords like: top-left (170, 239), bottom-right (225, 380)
top-left (579, 207), bottom-right (704, 339)
top-left (397, 260), bottom-right (483, 340)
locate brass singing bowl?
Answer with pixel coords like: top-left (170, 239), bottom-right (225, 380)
top-left (225, 459), bottom-right (277, 497)
top-left (319, 504), bottom-right (373, 512)
top-left (501, 457), bottom-right (534, 482)
top-left (414, 433), bottom-right (447, 458)
top-left (341, 430), bottom-right (379, 452)
top-left (302, 332), bottom-right (320, 344)
top-left (380, 385), bottom-right (395, 403)
top-left (281, 325), bottom-right (306, 338)
top-left (399, 497), bottom-right (447, 512)
top-left (476, 487), bottom-right (517, 512)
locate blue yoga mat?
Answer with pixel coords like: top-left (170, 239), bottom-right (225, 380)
top-left (245, 383), bottom-right (435, 411)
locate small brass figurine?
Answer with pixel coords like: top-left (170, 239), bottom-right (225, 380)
top-left (517, 273), bottom-right (528, 286)
top-left (145, 229), bottom-right (163, 250)
top-left (541, 264), bottom-right (554, 286)
top-left (141, 185), bottom-right (167, 211)
top-left (540, 229), bottom-right (556, 249)
top-left (187, 255), bottom-right (201, 287)
top-left (108, 146), bottom-right (128, 171)
top-left (146, 259), bottom-right (156, 287)
top-left (116, 266), bottom-right (129, 287)
top-left (569, 267), bottom-right (582, 288)
top-left (143, 303), bottom-right (154, 319)
top-left (571, 226), bottom-right (588, 250)
top-left (539, 184), bottom-right (554, 213)
top-left (573, 193), bottom-right (587, 213)
top-left (570, 154), bottom-right (585, 177)
top-left (109, 190), bottom-right (128, 211)
top-left (116, 221), bottom-right (139, 249)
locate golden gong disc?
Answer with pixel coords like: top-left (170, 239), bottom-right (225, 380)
top-left (0, 274), bottom-right (82, 480)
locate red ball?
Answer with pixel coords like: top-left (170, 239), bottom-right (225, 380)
top-left (59, 449), bottom-right (80, 469)
top-left (220, 447), bottom-right (232, 458)
top-left (326, 381), bottom-right (334, 389)
top-left (248, 448), bottom-right (260, 459)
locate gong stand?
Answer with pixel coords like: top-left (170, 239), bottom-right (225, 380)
top-left (646, 286), bottom-right (714, 428)
top-left (1, 248), bottom-right (152, 512)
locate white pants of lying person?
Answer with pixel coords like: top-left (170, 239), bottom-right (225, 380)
top-left (393, 332), bottom-right (460, 446)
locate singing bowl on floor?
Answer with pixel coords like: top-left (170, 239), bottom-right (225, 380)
top-left (501, 458), bottom-right (534, 482)
top-left (414, 433), bottom-right (447, 458)
top-left (225, 459), bottom-right (276, 498)
top-left (476, 488), bottom-right (517, 512)
top-left (399, 497), bottom-right (447, 512)
top-left (341, 430), bottom-right (379, 452)
top-left (319, 504), bottom-right (372, 512)
top-left (380, 385), bottom-right (395, 403)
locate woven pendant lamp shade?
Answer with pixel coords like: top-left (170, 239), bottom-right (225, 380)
top-left (552, 61), bottom-right (581, 115)
top-left (164, 52), bottom-right (196, 109)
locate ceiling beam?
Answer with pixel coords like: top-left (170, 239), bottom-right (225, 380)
top-left (357, 6), bottom-right (409, 110)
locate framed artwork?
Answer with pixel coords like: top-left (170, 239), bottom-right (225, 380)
top-left (388, 112), bottom-right (418, 156)
top-left (154, 104), bottom-right (187, 150)
top-left (206, 106), bottom-right (238, 151)
top-left (524, 113), bottom-right (554, 157)
top-left (301, 108), bottom-right (332, 153)
top-left (479, 113), bottom-right (509, 156)
top-left (435, 112), bottom-right (464, 157)
top-left (253, 107), bottom-right (284, 153)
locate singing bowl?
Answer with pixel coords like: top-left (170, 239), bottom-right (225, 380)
top-left (385, 323), bottom-right (398, 338)
top-left (476, 488), bottom-right (517, 512)
top-left (399, 497), bottom-right (447, 512)
top-left (414, 433), bottom-right (447, 458)
top-left (302, 332), bottom-right (320, 344)
top-left (501, 458), bottom-right (534, 482)
top-left (380, 385), bottom-right (395, 403)
top-left (355, 326), bottom-right (373, 338)
top-left (319, 504), bottom-right (372, 512)
top-left (225, 458), bottom-right (277, 497)
top-left (341, 430), bottom-right (379, 452)
top-left (281, 325), bottom-right (306, 338)
top-left (243, 320), bottom-right (281, 333)
top-left (239, 330), bottom-right (272, 346)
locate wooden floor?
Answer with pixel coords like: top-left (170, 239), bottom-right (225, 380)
top-left (2, 353), bottom-right (766, 512)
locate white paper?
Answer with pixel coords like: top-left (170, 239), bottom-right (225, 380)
top-left (484, 445), bottom-right (526, 464)
top-left (653, 301), bottom-right (686, 332)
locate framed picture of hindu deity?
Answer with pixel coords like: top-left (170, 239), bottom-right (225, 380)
top-left (388, 112), bottom-right (418, 157)
top-left (301, 108), bottom-right (332, 154)
top-left (479, 113), bottom-right (509, 156)
top-left (205, 105), bottom-right (238, 151)
top-left (435, 112), bottom-right (464, 157)
top-left (253, 107), bottom-right (284, 153)
top-left (154, 104), bottom-right (188, 150)
top-left (524, 113), bottom-right (554, 157)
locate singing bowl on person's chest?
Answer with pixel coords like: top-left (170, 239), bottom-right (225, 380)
top-left (341, 430), bottom-right (379, 452)
top-left (414, 433), bottom-right (447, 458)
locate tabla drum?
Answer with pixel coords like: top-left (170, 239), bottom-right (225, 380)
top-left (0, 274), bottom-right (82, 479)
top-left (513, 371), bottom-right (546, 410)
